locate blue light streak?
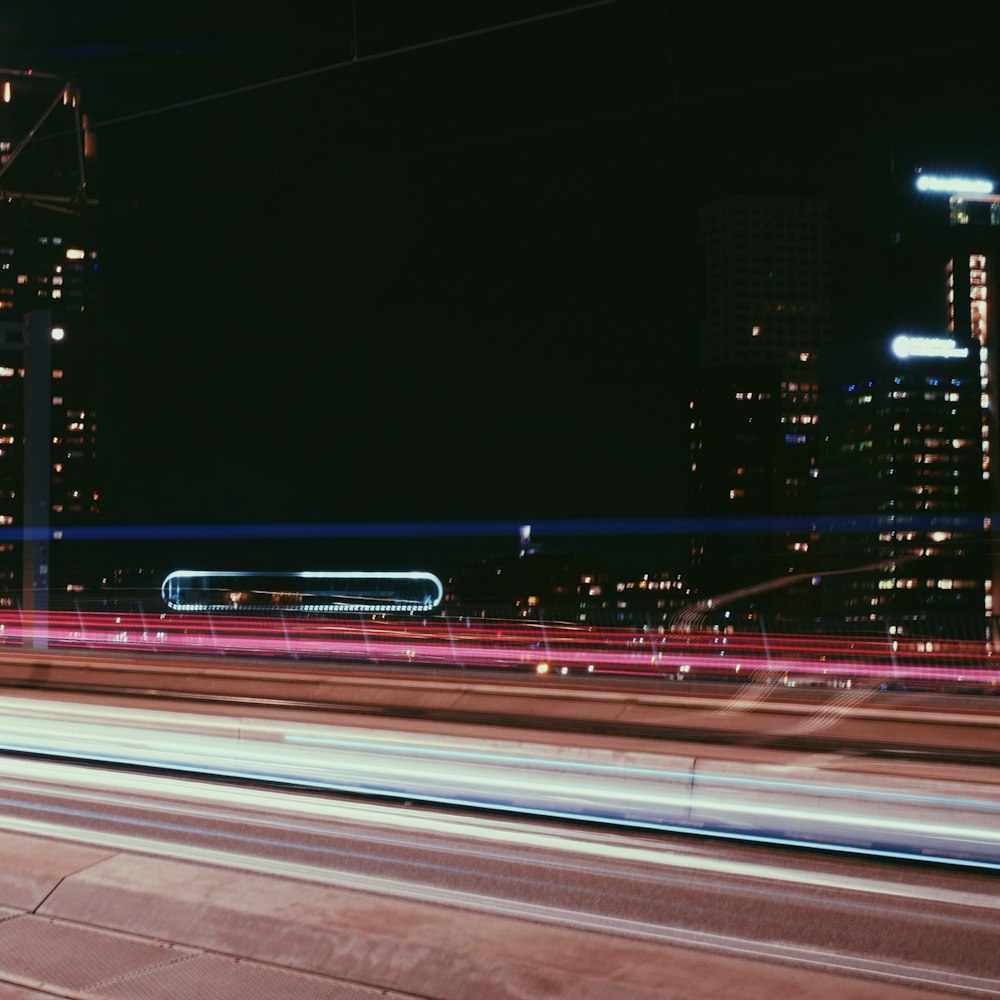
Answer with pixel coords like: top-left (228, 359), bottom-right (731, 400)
top-left (8, 513), bottom-right (998, 542)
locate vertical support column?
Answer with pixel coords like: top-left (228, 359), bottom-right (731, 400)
top-left (22, 309), bottom-right (51, 649)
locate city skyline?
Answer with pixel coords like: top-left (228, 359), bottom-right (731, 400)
top-left (2, 4), bottom-right (999, 545)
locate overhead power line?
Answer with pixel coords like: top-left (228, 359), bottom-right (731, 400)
top-left (79, 0), bottom-right (625, 137)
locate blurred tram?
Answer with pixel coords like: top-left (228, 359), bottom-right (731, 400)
top-left (159, 569), bottom-right (445, 615)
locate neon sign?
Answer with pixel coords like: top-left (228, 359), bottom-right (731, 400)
top-left (891, 335), bottom-right (970, 360)
top-left (915, 175), bottom-right (994, 195)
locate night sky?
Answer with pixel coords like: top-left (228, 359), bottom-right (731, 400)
top-left (2, 2), bottom-right (997, 571)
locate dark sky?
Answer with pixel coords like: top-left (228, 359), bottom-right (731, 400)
top-left (2, 2), bottom-right (997, 550)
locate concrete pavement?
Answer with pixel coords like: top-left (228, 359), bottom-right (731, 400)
top-left (0, 830), bottom-right (963, 1000)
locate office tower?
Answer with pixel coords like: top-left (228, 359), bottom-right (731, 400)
top-left (0, 69), bottom-right (99, 601)
top-left (819, 333), bottom-right (987, 643)
top-left (688, 195), bottom-right (831, 629)
top-left (823, 167), bottom-right (1000, 643)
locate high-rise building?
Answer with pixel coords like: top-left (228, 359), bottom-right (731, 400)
top-left (0, 69), bottom-right (99, 601)
top-left (804, 166), bottom-right (1000, 643)
top-left (688, 169), bottom-right (1000, 641)
top-left (884, 170), bottom-right (1000, 495)
top-left (819, 332), bottom-right (987, 643)
top-left (688, 195), bottom-right (832, 628)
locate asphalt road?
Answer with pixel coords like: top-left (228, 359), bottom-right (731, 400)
top-left (0, 654), bottom-right (998, 998)
top-left (1, 739), bottom-right (998, 997)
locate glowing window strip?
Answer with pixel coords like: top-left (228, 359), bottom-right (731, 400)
top-left (161, 570), bottom-right (444, 613)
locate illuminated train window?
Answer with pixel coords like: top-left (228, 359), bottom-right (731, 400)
top-left (161, 570), bottom-right (444, 614)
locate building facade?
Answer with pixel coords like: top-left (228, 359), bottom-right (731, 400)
top-left (842, 167), bottom-right (1000, 643)
top-left (819, 333), bottom-right (988, 642)
top-left (0, 70), bottom-right (99, 600)
top-left (689, 195), bottom-right (831, 628)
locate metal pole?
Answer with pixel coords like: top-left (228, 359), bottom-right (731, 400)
top-left (22, 310), bottom-right (51, 648)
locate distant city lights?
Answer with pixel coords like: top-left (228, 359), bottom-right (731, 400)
top-left (915, 174), bottom-right (994, 195)
top-left (891, 334), bottom-right (970, 360)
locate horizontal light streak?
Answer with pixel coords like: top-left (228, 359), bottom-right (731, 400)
top-left (9, 514), bottom-right (996, 541)
top-left (6, 754), bottom-right (1000, 901)
top-left (0, 609), bottom-right (996, 688)
top-left (1, 696), bottom-right (998, 867)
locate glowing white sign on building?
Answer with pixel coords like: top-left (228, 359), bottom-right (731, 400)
top-left (891, 334), bottom-right (970, 360)
top-left (915, 175), bottom-right (995, 195)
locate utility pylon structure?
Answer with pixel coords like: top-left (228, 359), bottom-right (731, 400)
top-left (0, 67), bottom-right (97, 215)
